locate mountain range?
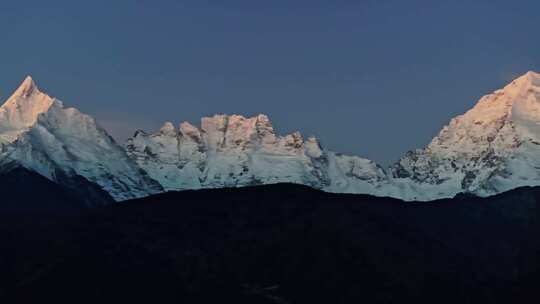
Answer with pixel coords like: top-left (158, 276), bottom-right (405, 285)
top-left (2, 73), bottom-right (540, 303)
top-left (3, 72), bottom-right (540, 203)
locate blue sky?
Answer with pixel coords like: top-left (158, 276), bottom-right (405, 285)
top-left (1, 0), bottom-right (539, 165)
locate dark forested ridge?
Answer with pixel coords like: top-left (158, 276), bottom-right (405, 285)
top-left (1, 183), bottom-right (539, 303)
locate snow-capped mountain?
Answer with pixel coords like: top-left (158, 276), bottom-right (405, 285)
top-left (391, 71), bottom-right (540, 200)
top-left (0, 76), bottom-right (55, 144)
top-left (125, 114), bottom-right (390, 195)
top-left (4, 71), bottom-right (540, 203)
top-left (0, 77), bottom-right (162, 203)
top-left (126, 71), bottom-right (540, 201)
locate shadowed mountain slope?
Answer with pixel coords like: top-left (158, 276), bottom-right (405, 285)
top-left (0, 166), bottom-right (112, 213)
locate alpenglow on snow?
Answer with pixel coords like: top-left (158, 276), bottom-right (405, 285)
top-left (3, 72), bottom-right (540, 201)
top-left (391, 71), bottom-right (540, 200)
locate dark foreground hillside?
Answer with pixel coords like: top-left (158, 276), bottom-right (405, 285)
top-left (1, 183), bottom-right (540, 303)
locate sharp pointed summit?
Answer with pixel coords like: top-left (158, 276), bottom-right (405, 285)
top-left (0, 76), bottom-right (55, 142)
top-left (12, 75), bottom-right (40, 99)
top-left (4, 75), bottom-right (44, 105)
top-left (0, 76), bottom-right (163, 201)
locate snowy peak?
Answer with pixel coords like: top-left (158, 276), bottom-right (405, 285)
top-left (4, 76), bottom-right (45, 106)
top-left (0, 77), bottom-right (162, 201)
top-left (391, 70), bottom-right (540, 200)
top-left (179, 121), bottom-right (201, 139)
top-left (198, 114), bottom-right (279, 151)
top-left (0, 76), bottom-right (55, 142)
top-left (453, 71), bottom-right (540, 143)
top-left (510, 70), bottom-right (540, 88)
top-left (490, 70), bottom-right (540, 108)
top-left (425, 70), bottom-right (540, 150)
top-left (13, 76), bottom-right (39, 98)
top-left (159, 121), bottom-right (177, 136)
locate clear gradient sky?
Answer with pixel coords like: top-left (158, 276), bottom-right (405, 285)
top-left (1, 0), bottom-right (539, 165)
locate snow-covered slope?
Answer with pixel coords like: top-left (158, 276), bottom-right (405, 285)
top-left (126, 114), bottom-right (390, 195)
top-left (0, 77), bottom-right (162, 202)
top-left (391, 71), bottom-right (540, 200)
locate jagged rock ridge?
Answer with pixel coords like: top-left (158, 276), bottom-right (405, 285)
top-left (125, 114), bottom-right (389, 195)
